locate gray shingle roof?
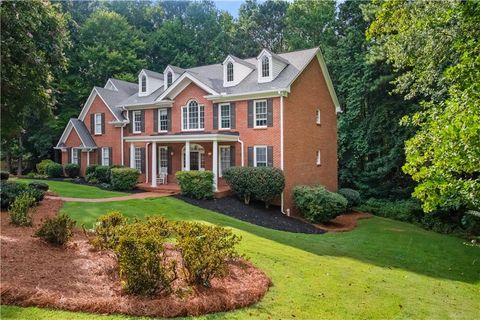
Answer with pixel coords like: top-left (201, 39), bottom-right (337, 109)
top-left (70, 119), bottom-right (96, 148)
top-left (167, 65), bottom-right (186, 74)
top-left (225, 54), bottom-right (256, 69)
top-left (143, 69), bottom-right (163, 79)
top-left (94, 86), bottom-right (132, 121)
top-left (108, 78), bottom-right (138, 95)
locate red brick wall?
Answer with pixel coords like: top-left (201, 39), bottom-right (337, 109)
top-left (283, 57), bottom-right (338, 215)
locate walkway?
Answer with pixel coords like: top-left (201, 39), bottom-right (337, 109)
top-left (45, 192), bottom-right (170, 203)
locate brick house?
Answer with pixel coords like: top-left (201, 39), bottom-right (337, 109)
top-left (55, 47), bottom-right (340, 215)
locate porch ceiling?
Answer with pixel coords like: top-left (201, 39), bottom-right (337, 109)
top-left (124, 132), bottom-right (239, 143)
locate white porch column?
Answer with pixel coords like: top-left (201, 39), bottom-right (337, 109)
top-left (129, 143), bottom-right (135, 169)
top-left (151, 142), bottom-right (157, 187)
top-left (185, 141), bottom-right (191, 171)
top-left (212, 140), bottom-right (218, 192)
top-left (87, 151), bottom-right (90, 166)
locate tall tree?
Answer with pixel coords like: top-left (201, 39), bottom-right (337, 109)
top-left (1, 0), bottom-right (69, 174)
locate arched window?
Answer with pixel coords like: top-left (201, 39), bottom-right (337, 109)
top-left (167, 72), bottom-right (173, 87)
top-left (226, 62), bottom-right (234, 82)
top-left (140, 74), bottom-right (147, 92)
top-left (182, 100), bottom-right (204, 130)
top-left (262, 56), bottom-right (270, 77)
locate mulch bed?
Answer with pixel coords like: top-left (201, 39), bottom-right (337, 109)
top-left (177, 195), bottom-right (325, 234)
top-left (313, 211), bottom-right (373, 232)
top-left (0, 198), bottom-right (271, 318)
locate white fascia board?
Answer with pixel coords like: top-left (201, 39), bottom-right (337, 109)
top-left (205, 89), bottom-right (288, 102)
top-left (124, 133), bottom-right (239, 143)
top-left (78, 88), bottom-right (121, 122)
top-left (105, 79), bottom-right (118, 91)
top-left (157, 73), bottom-right (218, 101)
top-left (122, 100), bottom-right (173, 110)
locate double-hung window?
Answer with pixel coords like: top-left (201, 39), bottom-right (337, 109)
top-left (134, 147), bottom-right (142, 172)
top-left (102, 147), bottom-right (110, 166)
top-left (226, 62), bottom-right (234, 82)
top-left (261, 56), bottom-right (270, 77)
top-left (133, 110), bottom-right (142, 133)
top-left (159, 147), bottom-right (168, 172)
top-left (72, 149), bottom-right (79, 165)
top-left (94, 113), bottom-right (102, 135)
top-left (316, 150), bottom-right (321, 166)
top-left (140, 75), bottom-right (147, 93)
top-left (254, 146), bottom-right (267, 167)
top-left (159, 109), bottom-right (168, 132)
top-left (219, 103), bottom-right (231, 129)
top-left (254, 100), bottom-right (267, 127)
top-left (219, 146), bottom-right (231, 176)
top-left (316, 109), bottom-right (321, 124)
top-left (182, 100), bottom-right (204, 131)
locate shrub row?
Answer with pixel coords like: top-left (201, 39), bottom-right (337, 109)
top-left (222, 167), bottom-right (285, 207)
top-left (293, 185), bottom-right (348, 223)
top-left (175, 170), bottom-right (214, 199)
top-left (86, 165), bottom-right (139, 191)
top-left (91, 211), bottom-right (241, 295)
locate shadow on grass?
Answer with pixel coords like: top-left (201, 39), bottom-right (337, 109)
top-left (63, 197), bottom-right (480, 284)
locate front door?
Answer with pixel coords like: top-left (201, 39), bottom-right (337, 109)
top-left (190, 151), bottom-right (200, 170)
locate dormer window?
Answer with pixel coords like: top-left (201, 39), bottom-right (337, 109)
top-left (261, 56), bottom-right (270, 77)
top-left (167, 72), bottom-right (173, 87)
top-left (140, 74), bottom-right (147, 93)
top-left (227, 62), bottom-right (234, 82)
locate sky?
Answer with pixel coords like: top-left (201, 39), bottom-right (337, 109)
top-left (214, 1), bottom-right (248, 18)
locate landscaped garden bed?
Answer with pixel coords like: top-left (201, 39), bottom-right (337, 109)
top-left (0, 198), bottom-right (271, 318)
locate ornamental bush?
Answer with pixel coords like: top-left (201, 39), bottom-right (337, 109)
top-left (222, 167), bottom-right (254, 204)
top-left (85, 164), bottom-right (98, 176)
top-left (46, 162), bottom-right (63, 178)
top-left (175, 222), bottom-right (241, 287)
top-left (35, 214), bottom-right (76, 245)
top-left (110, 168), bottom-right (140, 191)
top-left (0, 181), bottom-right (27, 209)
top-left (64, 163), bottom-right (80, 178)
top-left (28, 181), bottom-right (49, 191)
top-left (9, 193), bottom-right (36, 226)
top-left (293, 185), bottom-right (348, 223)
top-left (338, 188), bottom-right (361, 210)
top-left (95, 165), bottom-right (111, 183)
top-left (36, 159), bottom-right (55, 175)
top-left (176, 170), bottom-right (214, 199)
top-left (116, 222), bottom-right (175, 296)
top-left (0, 171), bottom-right (9, 180)
top-left (91, 211), bottom-right (128, 250)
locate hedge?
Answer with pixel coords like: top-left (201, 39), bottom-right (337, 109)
top-left (110, 167), bottom-right (140, 191)
top-left (176, 170), bottom-right (214, 199)
top-left (46, 163), bottom-right (63, 178)
top-left (293, 185), bottom-right (348, 223)
top-left (64, 163), bottom-right (80, 178)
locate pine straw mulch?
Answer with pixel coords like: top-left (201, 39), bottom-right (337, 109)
top-left (0, 198), bottom-right (272, 318)
top-left (313, 211), bottom-right (373, 232)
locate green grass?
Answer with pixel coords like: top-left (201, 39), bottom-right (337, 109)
top-left (2, 195), bottom-right (479, 319)
top-left (15, 178), bottom-right (128, 199)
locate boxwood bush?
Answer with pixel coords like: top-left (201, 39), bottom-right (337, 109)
top-left (176, 170), bottom-right (214, 199)
top-left (46, 162), bottom-right (63, 178)
top-left (35, 214), bottom-right (76, 245)
top-left (36, 159), bottom-right (55, 175)
top-left (293, 185), bottom-right (348, 223)
top-left (95, 165), bottom-right (111, 183)
top-left (338, 188), bottom-right (361, 210)
top-left (64, 163), bottom-right (80, 178)
top-left (28, 181), bottom-right (49, 191)
top-left (9, 193), bottom-right (36, 226)
top-left (110, 167), bottom-right (140, 191)
top-left (223, 167), bottom-right (285, 207)
top-left (91, 211), bottom-right (129, 250)
top-left (0, 171), bottom-right (9, 180)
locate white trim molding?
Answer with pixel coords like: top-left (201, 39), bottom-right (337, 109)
top-left (124, 133), bottom-right (239, 143)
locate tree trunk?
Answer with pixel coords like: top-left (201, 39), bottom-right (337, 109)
top-left (16, 134), bottom-right (23, 176)
top-left (244, 194), bottom-right (250, 205)
top-left (6, 152), bottom-right (11, 173)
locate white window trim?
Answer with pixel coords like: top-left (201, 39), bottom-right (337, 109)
top-left (181, 100), bottom-right (205, 132)
top-left (226, 62), bottom-right (234, 82)
top-left (253, 145), bottom-right (268, 167)
top-left (219, 145), bottom-right (231, 177)
top-left (71, 148), bottom-right (79, 165)
top-left (261, 56), bottom-right (270, 78)
top-left (101, 147), bottom-right (110, 166)
top-left (254, 99), bottom-right (268, 128)
top-left (316, 150), bottom-right (321, 166)
top-left (159, 146), bottom-right (168, 172)
top-left (94, 113), bottom-right (102, 135)
top-left (218, 103), bottom-right (231, 130)
top-left (132, 110), bottom-right (142, 134)
top-left (140, 75), bottom-right (147, 93)
top-left (316, 109), bottom-right (321, 125)
top-left (134, 147), bottom-right (142, 172)
top-left (158, 108), bottom-right (168, 133)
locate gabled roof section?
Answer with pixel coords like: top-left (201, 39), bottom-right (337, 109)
top-left (165, 65), bottom-right (185, 74)
top-left (106, 78), bottom-right (138, 95)
top-left (223, 54), bottom-right (255, 69)
top-left (142, 69), bottom-right (163, 79)
top-left (55, 118), bottom-right (97, 149)
top-left (157, 72), bottom-right (219, 100)
top-left (257, 48), bottom-right (290, 65)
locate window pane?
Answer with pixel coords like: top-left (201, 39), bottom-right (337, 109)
top-left (134, 111), bottom-right (142, 132)
top-left (200, 106), bottom-right (204, 129)
top-left (182, 107), bottom-right (187, 130)
top-left (255, 146), bottom-right (267, 167)
top-left (227, 62), bottom-right (234, 82)
top-left (159, 147), bottom-right (168, 170)
top-left (255, 101), bottom-right (267, 127)
top-left (262, 56), bottom-right (269, 77)
top-left (220, 146), bottom-right (231, 176)
top-left (135, 148), bottom-right (142, 172)
top-left (159, 109), bottom-right (168, 131)
top-left (95, 113), bottom-right (102, 134)
top-left (220, 104), bottom-right (230, 129)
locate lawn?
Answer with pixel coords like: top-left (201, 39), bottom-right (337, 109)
top-left (15, 178), bottom-right (128, 199)
top-left (2, 195), bottom-right (479, 319)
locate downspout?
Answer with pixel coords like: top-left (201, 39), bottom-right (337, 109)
top-left (237, 138), bottom-right (245, 167)
top-left (145, 142), bottom-right (150, 183)
top-left (279, 92), bottom-right (286, 215)
top-left (120, 126), bottom-right (124, 166)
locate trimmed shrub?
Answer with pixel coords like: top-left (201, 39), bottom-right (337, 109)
top-left (293, 185), bottom-right (348, 223)
top-left (64, 163), bottom-right (80, 178)
top-left (9, 193), bottom-right (36, 226)
top-left (222, 167), bottom-right (254, 204)
top-left (95, 165), bottom-right (111, 183)
top-left (116, 222), bottom-right (175, 296)
top-left (85, 164), bottom-right (98, 176)
top-left (176, 170), bottom-right (214, 199)
top-left (110, 167), bottom-right (140, 191)
top-left (248, 167), bottom-right (285, 208)
top-left (28, 188), bottom-right (46, 203)
top-left (338, 188), bottom-right (361, 210)
top-left (461, 211), bottom-right (480, 236)
top-left (175, 222), bottom-right (241, 287)
top-left (91, 211), bottom-right (128, 250)
top-left (0, 171), bottom-right (9, 180)
top-left (35, 214), bottom-right (76, 245)
top-left (1, 181), bottom-right (27, 209)
top-left (46, 163), bottom-right (63, 178)
top-left (36, 159), bottom-right (55, 175)
top-left (28, 181), bottom-right (49, 191)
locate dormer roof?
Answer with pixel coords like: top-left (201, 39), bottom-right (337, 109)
top-left (142, 69), bottom-right (163, 79)
top-left (222, 54), bottom-right (255, 69)
top-left (257, 48), bottom-right (289, 64)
